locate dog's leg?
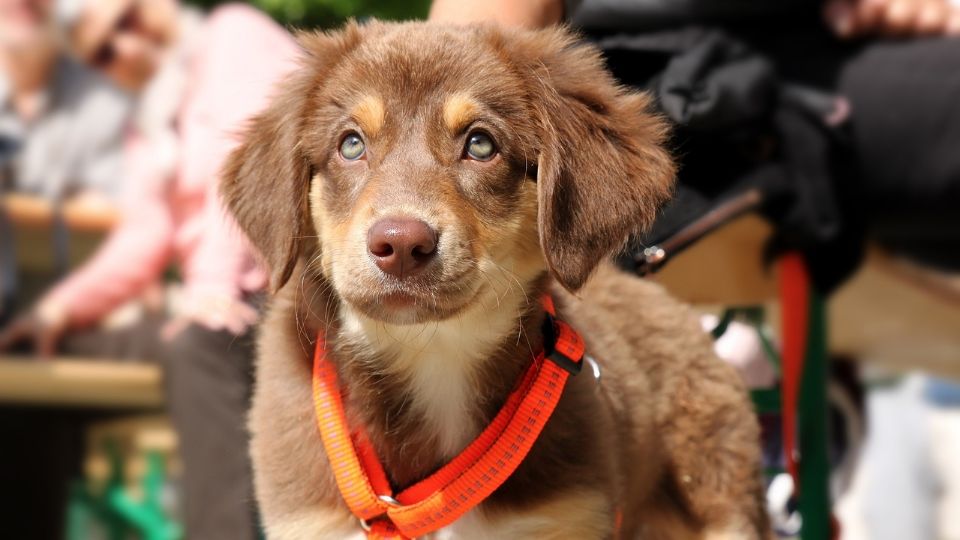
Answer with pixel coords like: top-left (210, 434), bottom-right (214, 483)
top-left (248, 295), bottom-right (359, 540)
top-left (657, 357), bottom-right (772, 540)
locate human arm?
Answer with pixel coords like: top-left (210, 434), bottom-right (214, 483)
top-left (0, 135), bottom-right (174, 356)
top-left (163, 5), bottom-right (299, 335)
top-left (428, 0), bottom-right (565, 28)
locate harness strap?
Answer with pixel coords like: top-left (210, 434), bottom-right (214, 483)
top-left (312, 296), bottom-right (585, 539)
top-left (365, 520), bottom-right (406, 539)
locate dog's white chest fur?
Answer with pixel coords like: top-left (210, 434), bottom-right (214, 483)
top-left (312, 510), bottom-right (507, 540)
top-left (339, 288), bottom-right (528, 458)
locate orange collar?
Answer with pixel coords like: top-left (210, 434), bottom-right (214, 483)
top-left (311, 296), bottom-right (585, 539)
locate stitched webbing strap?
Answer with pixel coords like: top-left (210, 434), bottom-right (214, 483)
top-left (366, 520), bottom-right (406, 539)
top-left (311, 296), bottom-right (584, 539)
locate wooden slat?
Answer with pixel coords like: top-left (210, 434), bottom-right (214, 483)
top-left (652, 214), bottom-right (778, 305)
top-left (0, 358), bottom-right (163, 409)
top-left (829, 250), bottom-right (960, 381)
top-left (3, 194), bottom-right (118, 232)
top-left (650, 214), bottom-right (960, 381)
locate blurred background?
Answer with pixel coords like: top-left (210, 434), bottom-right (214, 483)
top-left (189, 0), bottom-right (428, 27)
top-left (1, 0), bottom-right (959, 539)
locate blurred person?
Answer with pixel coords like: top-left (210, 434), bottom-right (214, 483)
top-left (0, 0), bottom-right (299, 538)
top-left (431, 0), bottom-right (960, 34)
top-left (0, 5), bottom-right (129, 536)
top-left (0, 0), bottom-right (127, 200)
top-left (0, 0), bottom-right (128, 322)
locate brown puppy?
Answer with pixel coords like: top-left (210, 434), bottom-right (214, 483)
top-left (223, 21), bottom-right (770, 539)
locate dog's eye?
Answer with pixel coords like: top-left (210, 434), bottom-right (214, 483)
top-left (464, 132), bottom-right (497, 161)
top-left (339, 133), bottom-right (366, 161)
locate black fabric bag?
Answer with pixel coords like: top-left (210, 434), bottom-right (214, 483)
top-left (567, 0), bottom-right (817, 32)
top-left (586, 27), bottom-right (864, 292)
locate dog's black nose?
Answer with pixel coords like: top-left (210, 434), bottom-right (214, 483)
top-left (367, 218), bottom-right (438, 279)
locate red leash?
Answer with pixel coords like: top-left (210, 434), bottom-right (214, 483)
top-left (312, 296), bottom-right (585, 539)
top-left (779, 253), bottom-right (808, 489)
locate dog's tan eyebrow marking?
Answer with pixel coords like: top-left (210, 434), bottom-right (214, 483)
top-left (443, 93), bottom-right (480, 134)
top-left (351, 95), bottom-right (385, 138)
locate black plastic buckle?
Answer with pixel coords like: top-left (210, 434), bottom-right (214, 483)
top-left (541, 314), bottom-right (583, 376)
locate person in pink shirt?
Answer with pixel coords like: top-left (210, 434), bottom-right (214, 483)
top-left (0, 1), bottom-right (299, 537)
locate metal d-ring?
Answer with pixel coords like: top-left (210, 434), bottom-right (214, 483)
top-left (583, 355), bottom-right (601, 381)
top-left (378, 495), bottom-right (402, 507)
top-left (358, 496), bottom-right (404, 533)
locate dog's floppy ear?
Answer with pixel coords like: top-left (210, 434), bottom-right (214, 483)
top-left (506, 28), bottom-right (676, 292)
top-left (221, 23), bottom-right (367, 291)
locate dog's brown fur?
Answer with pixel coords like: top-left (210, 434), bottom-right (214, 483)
top-left (223, 21), bottom-right (770, 539)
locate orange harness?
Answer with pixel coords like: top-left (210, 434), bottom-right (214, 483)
top-left (311, 297), bottom-right (585, 539)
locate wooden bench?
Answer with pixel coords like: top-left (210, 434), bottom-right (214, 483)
top-left (4, 194), bottom-right (116, 278)
top-left (0, 358), bottom-right (164, 409)
top-left (3, 193), bottom-right (118, 232)
top-left (652, 213), bottom-right (960, 381)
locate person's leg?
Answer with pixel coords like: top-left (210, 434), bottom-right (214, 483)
top-left (860, 374), bottom-right (938, 540)
top-left (158, 323), bottom-right (258, 540)
top-left (929, 405), bottom-right (960, 540)
top-left (925, 378), bottom-right (960, 540)
top-left (60, 313), bottom-right (163, 360)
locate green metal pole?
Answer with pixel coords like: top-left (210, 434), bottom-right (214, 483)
top-left (798, 291), bottom-right (831, 539)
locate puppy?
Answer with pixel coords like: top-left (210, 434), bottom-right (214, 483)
top-left (223, 21), bottom-right (770, 540)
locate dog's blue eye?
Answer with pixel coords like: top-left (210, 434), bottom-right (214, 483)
top-left (464, 132), bottom-right (496, 161)
top-left (340, 133), bottom-right (366, 160)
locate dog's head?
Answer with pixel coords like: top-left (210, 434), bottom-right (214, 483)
top-left (224, 22), bottom-right (674, 325)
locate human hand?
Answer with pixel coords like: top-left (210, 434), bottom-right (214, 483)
top-left (0, 301), bottom-right (69, 358)
top-left (161, 292), bottom-right (259, 341)
top-left (825, 0), bottom-right (960, 38)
